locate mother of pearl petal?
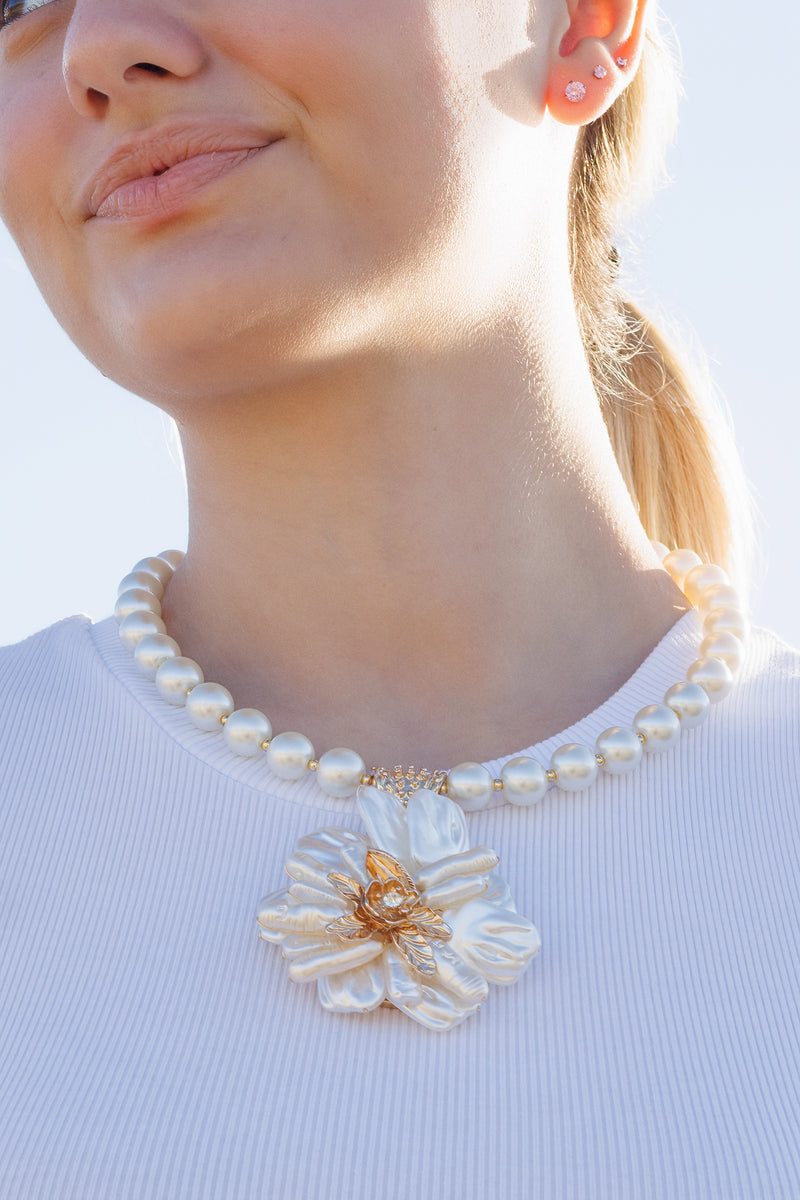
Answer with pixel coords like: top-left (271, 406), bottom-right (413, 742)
top-left (406, 788), bottom-right (469, 865)
top-left (317, 959), bottom-right (387, 1013)
top-left (286, 938), bottom-right (384, 984)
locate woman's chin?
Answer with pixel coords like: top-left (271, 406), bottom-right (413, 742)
top-left (67, 283), bottom-right (355, 414)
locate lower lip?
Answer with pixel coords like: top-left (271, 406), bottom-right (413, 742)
top-left (93, 145), bottom-right (271, 222)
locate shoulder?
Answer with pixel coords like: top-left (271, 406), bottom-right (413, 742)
top-left (0, 614), bottom-right (115, 769)
top-left (731, 623), bottom-right (800, 733)
top-left (0, 615), bottom-right (98, 703)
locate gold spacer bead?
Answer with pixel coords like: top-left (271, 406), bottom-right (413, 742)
top-left (546, 769), bottom-right (558, 784)
top-left (637, 732), bottom-right (648, 744)
top-left (260, 739), bottom-right (271, 752)
top-left (219, 714), bottom-right (229, 726)
top-left (308, 759), bottom-right (319, 772)
top-left (595, 753), bottom-right (606, 767)
top-left (361, 773), bottom-right (375, 787)
top-left (493, 778), bottom-right (504, 791)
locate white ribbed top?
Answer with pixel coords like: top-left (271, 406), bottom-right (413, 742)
top-left (2, 613), bottom-right (800, 1199)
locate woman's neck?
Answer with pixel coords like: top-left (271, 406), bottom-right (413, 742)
top-left (162, 331), bottom-right (690, 768)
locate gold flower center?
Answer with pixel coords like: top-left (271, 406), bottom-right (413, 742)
top-left (326, 848), bottom-right (452, 977)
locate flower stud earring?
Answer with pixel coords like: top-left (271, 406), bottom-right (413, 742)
top-left (565, 81), bottom-right (586, 103)
top-left (593, 65), bottom-right (607, 80)
top-left (616, 56), bottom-right (628, 68)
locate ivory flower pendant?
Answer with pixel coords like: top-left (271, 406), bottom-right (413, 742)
top-left (257, 785), bottom-right (541, 1032)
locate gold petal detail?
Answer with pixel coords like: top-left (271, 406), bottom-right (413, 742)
top-left (327, 912), bottom-right (372, 940)
top-left (392, 924), bottom-right (437, 977)
top-left (409, 906), bottom-right (453, 941)
top-left (366, 848), bottom-right (416, 892)
top-left (327, 872), bottom-right (363, 903)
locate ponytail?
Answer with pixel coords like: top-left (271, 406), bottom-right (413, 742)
top-left (569, 10), bottom-right (753, 586)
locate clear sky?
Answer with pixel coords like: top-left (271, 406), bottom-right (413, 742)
top-left (1, 0), bottom-right (797, 649)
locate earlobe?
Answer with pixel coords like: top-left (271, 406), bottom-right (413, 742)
top-left (546, 0), bottom-right (648, 126)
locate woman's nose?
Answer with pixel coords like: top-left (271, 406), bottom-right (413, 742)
top-left (62, 0), bottom-right (208, 118)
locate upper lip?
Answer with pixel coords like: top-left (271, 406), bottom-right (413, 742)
top-left (84, 119), bottom-right (282, 217)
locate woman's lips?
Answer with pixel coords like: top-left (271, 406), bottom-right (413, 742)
top-left (92, 144), bottom-right (269, 222)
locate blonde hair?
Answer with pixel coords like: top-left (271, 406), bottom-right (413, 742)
top-left (569, 10), bottom-right (753, 587)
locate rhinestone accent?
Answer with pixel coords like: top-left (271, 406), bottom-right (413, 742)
top-left (616, 56), bottom-right (628, 68)
top-left (371, 765), bottom-right (449, 804)
top-left (565, 81), bottom-right (586, 104)
top-left (593, 65), bottom-right (608, 79)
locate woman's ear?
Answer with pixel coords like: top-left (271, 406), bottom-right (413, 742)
top-left (545, 0), bottom-right (650, 125)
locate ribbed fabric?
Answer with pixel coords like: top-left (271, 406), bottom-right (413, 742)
top-left (1, 613), bottom-right (799, 1199)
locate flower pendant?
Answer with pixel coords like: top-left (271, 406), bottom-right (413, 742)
top-left (257, 782), bottom-right (541, 1031)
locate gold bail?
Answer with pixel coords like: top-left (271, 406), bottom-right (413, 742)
top-left (370, 765), bottom-right (449, 804)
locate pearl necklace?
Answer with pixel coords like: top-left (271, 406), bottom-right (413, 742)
top-left (114, 544), bottom-right (747, 810)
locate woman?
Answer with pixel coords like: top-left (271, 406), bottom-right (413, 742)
top-left (1, 0), bottom-right (798, 1197)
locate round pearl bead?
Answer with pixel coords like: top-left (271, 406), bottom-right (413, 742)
top-left (155, 656), bottom-right (204, 705)
top-left (115, 587), bottom-right (163, 624)
top-left (132, 556), bottom-right (174, 588)
top-left (267, 732), bottom-right (315, 781)
top-left (699, 630), bottom-right (743, 673)
top-left (595, 726), bottom-right (643, 773)
top-left (634, 704), bottom-right (682, 751)
top-left (223, 708), bottom-right (273, 758)
top-left (550, 743), bottom-right (598, 791)
top-left (703, 605), bottom-right (747, 642)
top-left (158, 549), bottom-right (185, 571)
top-left (687, 656), bottom-right (734, 703)
top-left (117, 570), bottom-right (165, 600)
top-left (316, 748), bottom-right (367, 799)
top-left (697, 583), bottom-right (741, 620)
top-left (118, 610), bottom-right (167, 652)
top-left (134, 633), bottom-right (182, 680)
top-left (500, 756), bottom-right (549, 806)
top-left (663, 681), bottom-right (710, 728)
top-left (663, 548), bottom-right (702, 588)
top-left (683, 563), bottom-right (729, 606)
top-left (446, 762), bottom-right (495, 811)
top-left (186, 682), bottom-right (235, 731)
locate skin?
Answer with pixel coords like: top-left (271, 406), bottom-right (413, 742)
top-left (0, 0), bottom-right (690, 767)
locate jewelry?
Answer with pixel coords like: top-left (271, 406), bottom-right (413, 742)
top-left (115, 545), bottom-right (747, 813)
top-left (257, 784), bottom-right (541, 1030)
top-left (593, 65), bottom-right (608, 80)
top-left (565, 81), bottom-right (587, 103)
top-left (616, 56), bottom-right (629, 68)
top-left (114, 543), bottom-right (747, 1030)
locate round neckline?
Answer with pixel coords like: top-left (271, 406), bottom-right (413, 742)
top-left (91, 609), bottom-right (705, 813)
